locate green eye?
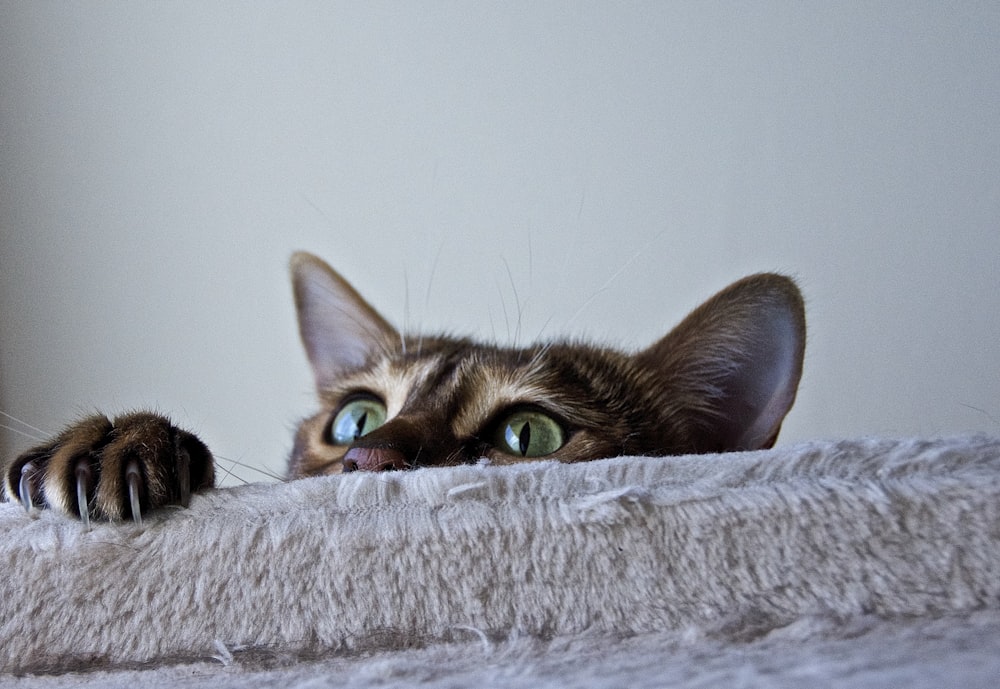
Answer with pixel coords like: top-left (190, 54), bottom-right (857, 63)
top-left (328, 397), bottom-right (387, 445)
top-left (495, 409), bottom-right (566, 458)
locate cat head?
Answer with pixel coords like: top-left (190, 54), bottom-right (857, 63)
top-left (288, 252), bottom-right (805, 476)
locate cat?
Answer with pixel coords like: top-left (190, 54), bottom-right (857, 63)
top-left (3, 252), bottom-right (805, 523)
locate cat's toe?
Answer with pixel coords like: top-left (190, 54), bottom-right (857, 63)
top-left (3, 412), bottom-right (214, 522)
top-left (86, 411), bottom-right (214, 522)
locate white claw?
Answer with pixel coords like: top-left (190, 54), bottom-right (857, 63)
top-left (75, 463), bottom-right (92, 531)
top-left (126, 460), bottom-right (142, 527)
top-left (19, 463), bottom-right (35, 513)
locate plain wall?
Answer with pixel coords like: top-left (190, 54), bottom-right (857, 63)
top-left (2, 2), bottom-right (998, 484)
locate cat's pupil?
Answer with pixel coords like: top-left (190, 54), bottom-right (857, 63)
top-left (328, 397), bottom-right (388, 446)
top-left (497, 409), bottom-right (565, 458)
top-left (354, 411), bottom-right (368, 440)
top-left (518, 422), bottom-right (531, 456)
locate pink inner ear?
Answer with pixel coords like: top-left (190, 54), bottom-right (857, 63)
top-left (296, 275), bottom-right (376, 372)
top-left (291, 253), bottom-right (399, 390)
top-left (727, 307), bottom-right (803, 450)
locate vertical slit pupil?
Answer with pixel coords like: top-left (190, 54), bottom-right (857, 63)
top-left (355, 411), bottom-right (368, 439)
top-left (518, 421), bottom-right (531, 456)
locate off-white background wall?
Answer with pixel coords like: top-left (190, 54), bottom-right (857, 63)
top-left (2, 3), bottom-right (998, 484)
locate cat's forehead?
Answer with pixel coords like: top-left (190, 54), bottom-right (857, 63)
top-left (321, 341), bottom-right (594, 437)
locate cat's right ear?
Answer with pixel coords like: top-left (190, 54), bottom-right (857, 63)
top-left (636, 273), bottom-right (806, 453)
top-left (290, 252), bottom-right (399, 390)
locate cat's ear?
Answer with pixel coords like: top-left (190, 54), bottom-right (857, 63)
top-left (290, 252), bottom-right (399, 390)
top-left (636, 273), bottom-right (805, 452)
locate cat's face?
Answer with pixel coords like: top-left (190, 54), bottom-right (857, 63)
top-left (288, 253), bottom-right (805, 476)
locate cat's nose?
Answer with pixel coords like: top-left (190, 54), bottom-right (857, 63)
top-left (342, 447), bottom-right (410, 472)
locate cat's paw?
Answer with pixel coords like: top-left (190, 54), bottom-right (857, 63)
top-left (3, 412), bottom-right (214, 525)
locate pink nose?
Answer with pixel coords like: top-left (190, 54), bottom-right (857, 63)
top-left (342, 447), bottom-right (410, 472)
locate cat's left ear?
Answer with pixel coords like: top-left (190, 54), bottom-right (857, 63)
top-left (290, 252), bottom-right (400, 390)
top-left (636, 273), bottom-right (806, 452)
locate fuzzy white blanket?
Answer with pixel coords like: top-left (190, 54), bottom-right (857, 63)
top-left (2, 435), bottom-right (999, 687)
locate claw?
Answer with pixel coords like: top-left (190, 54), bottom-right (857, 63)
top-left (75, 460), bottom-right (92, 530)
top-left (18, 462), bottom-right (35, 513)
top-left (126, 459), bottom-right (142, 527)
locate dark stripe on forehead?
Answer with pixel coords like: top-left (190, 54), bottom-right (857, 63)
top-left (397, 340), bottom-right (474, 411)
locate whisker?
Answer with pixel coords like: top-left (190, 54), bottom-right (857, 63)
top-left (958, 403), bottom-right (999, 427)
top-left (527, 339), bottom-right (556, 369)
top-left (531, 314), bottom-right (558, 347)
top-left (501, 256), bottom-right (524, 347)
top-left (302, 194), bottom-right (336, 228)
top-left (401, 268), bottom-right (409, 356)
top-left (213, 456), bottom-right (238, 486)
top-left (562, 229), bottom-right (666, 333)
top-left (417, 242), bottom-right (445, 357)
top-left (0, 412), bottom-right (50, 440)
top-left (0, 423), bottom-right (47, 444)
top-left (488, 305), bottom-right (498, 343)
top-left (214, 455), bottom-right (286, 482)
top-left (495, 279), bottom-right (512, 343)
top-left (527, 231), bottom-right (534, 295)
top-left (424, 242), bottom-right (444, 313)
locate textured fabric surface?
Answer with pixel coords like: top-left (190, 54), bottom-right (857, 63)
top-left (2, 435), bottom-right (999, 685)
top-left (7, 611), bottom-right (1000, 689)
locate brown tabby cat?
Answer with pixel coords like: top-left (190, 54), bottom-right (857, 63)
top-left (3, 252), bottom-right (805, 523)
